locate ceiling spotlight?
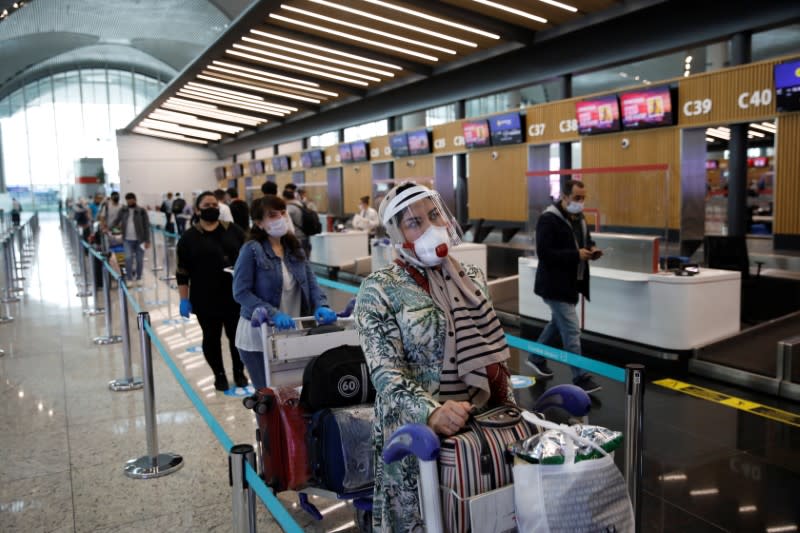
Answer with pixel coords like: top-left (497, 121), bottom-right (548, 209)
top-left (685, 55), bottom-right (693, 63)
top-left (684, 71), bottom-right (690, 77)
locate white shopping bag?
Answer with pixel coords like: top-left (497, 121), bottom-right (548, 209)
top-left (513, 412), bottom-right (634, 533)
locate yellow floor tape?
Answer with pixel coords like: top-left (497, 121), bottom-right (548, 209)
top-left (653, 378), bottom-right (800, 428)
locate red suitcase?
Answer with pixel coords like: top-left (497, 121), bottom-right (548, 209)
top-left (253, 385), bottom-right (311, 492)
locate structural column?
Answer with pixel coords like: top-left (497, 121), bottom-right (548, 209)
top-left (557, 74), bottom-right (573, 186)
top-left (727, 32), bottom-right (752, 237)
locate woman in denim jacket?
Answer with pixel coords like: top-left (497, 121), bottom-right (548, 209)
top-left (232, 195), bottom-right (337, 389)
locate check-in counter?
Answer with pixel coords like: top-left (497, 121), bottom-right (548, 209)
top-left (519, 257), bottom-right (741, 351)
top-left (309, 231), bottom-right (369, 268)
top-left (451, 243), bottom-right (488, 277)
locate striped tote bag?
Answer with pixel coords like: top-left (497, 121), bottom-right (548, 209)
top-left (439, 406), bottom-right (537, 533)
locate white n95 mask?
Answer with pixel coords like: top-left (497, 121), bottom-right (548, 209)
top-left (412, 225), bottom-right (450, 266)
top-left (266, 217), bottom-right (288, 237)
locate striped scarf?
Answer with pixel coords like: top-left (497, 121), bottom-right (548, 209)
top-left (429, 257), bottom-right (511, 408)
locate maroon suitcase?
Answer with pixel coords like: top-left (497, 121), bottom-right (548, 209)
top-left (252, 386), bottom-right (311, 491)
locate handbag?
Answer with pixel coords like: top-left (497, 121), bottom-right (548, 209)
top-left (513, 412), bottom-right (634, 533)
top-left (438, 405), bottom-right (537, 533)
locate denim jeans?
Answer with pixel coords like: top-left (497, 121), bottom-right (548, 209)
top-left (530, 298), bottom-right (586, 381)
top-left (239, 348), bottom-right (267, 389)
top-left (123, 240), bottom-right (145, 281)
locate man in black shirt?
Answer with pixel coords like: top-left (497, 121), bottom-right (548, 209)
top-left (226, 187), bottom-right (250, 232)
top-left (176, 191), bottom-right (247, 391)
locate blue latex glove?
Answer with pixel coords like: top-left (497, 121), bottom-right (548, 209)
top-left (314, 306), bottom-right (337, 325)
top-left (179, 298), bottom-right (192, 318)
top-left (250, 306), bottom-right (269, 327)
top-left (273, 312), bottom-right (296, 330)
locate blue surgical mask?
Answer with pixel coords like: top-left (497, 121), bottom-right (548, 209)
top-left (566, 201), bottom-right (584, 214)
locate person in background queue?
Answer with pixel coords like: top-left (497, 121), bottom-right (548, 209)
top-left (213, 188), bottom-right (234, 224)
top-left (226, 187), bottom-right (250, 232)
top-left (176, 191), bottom-right (247, 391)
top-left (232, 195), bottom-right (335, 389)
top-left (111, 193), bottom-right (150, 286)
top-left (526, 179), bottom-right (603, 394)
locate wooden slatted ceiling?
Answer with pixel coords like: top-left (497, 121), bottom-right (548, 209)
top-left (271, 0), bottom-right (507, 65)
top-left (133, 0), bottom-right (624, 145)
top-left (443, 0), bottom-right (619, 29)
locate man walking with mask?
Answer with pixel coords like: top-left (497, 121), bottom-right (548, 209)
top-left (176, 191), bottom-right (247, 391)
top-left (527, 179), bottom-right (604, 394)
top-left (111, 193), bottom-right (150, 285)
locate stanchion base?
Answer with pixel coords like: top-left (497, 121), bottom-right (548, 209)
top-left (1, 296), bottom-right (20, 303)
top-left (13, 277), bottom-right (25, 282)
top-left (151, 267), bottom-right (163, 272)
top-left (93, 335), bottom-right (122, 345)
top-left (0, 316), bottom-right (13, 323)
top-left (9, 287), bottom-right (24, 293)
top-left (109, 377), bottom-right (144, 391)
top-left (124, 453), bottom-right (184, 479)
top-left (158, 275), bottom-right (177, 281)
top-left (76, 291), bottom-right (92, 298)
top-left (83, 307), bottom-right (105, 315)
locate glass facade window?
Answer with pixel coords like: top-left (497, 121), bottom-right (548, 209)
top-left (465, 90), bottom-right (523, 117)
top-left (426, 104), bottom-right (457, 126)
top-left (309, 131), bottom-right (339, 147)
top-left (752, 23), bottom-right (800, 62)
top-left (344, 119), bottom-right (388, 142)
top-left (0, 68), bottom-right (165, 209)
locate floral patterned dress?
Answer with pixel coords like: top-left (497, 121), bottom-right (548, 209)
top-left (355, 262), bottom-right (501, 532)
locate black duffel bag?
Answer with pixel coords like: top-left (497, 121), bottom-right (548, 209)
top-left (299, 344), bottom-right (376, 411)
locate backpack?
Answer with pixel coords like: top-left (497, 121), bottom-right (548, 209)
top-left (299, 344), bottom-right (376, 411)
top-left (298, 202), bottom-right (322, 236)
top-left (172, 197), bottom-right (186, 214)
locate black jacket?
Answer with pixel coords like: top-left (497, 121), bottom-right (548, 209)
top-left (229, 199), bottom-right (250, 232)
top-left (533, 203), bottom-right (594, 304)
top-left (176, 221), bottom-right (245, 316)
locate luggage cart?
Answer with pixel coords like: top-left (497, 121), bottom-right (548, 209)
top-left (246, 308), bottom-right (593, 532)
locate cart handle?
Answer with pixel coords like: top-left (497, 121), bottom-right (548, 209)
top-left (382, 424), bottom-right (440, 464)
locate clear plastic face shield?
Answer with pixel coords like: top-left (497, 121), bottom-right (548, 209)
top-left (379, 184), bottom-right (463, 268)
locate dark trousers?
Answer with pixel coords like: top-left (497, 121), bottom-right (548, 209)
top-left (195, 312), bottom-right (244, 377)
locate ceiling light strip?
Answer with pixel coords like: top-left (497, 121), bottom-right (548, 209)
top-left (180, 86), bottom-right (296, 113)
top-left (201, 69), bottom-right (330, 101)
top-left (140, 119), bottom-right (222, 141)
top-left (174, 92), bottom-right (289, 116)
top-left (748, 123), bottom-right (775, 134)
top-left (747, 130), bottom-right (765, 138)
top-left (281, 5), bottom-right (457, 55)
top-left (196, 73), bottom-right (321, 104)
top-left (537, 0), bottom-right (578, 13)
top-left (133, 127), bottom-right (209, 145)
top-left (206, 65), bottom-right (339, 97)
top-left (269, 14), bottom-right (439, 62)
top-left (471, 0), bottom-right (548, 24)
top-left (241, 36), bottom-right (395, 77)
top-left (150, 110), bottom-right (244, 134)
top-left (178, 87), bottom-right (282, 109)
top-left (307, 0), bottom-right (478, 47)
top-left (249, 29), bottom-right (403, 70)
top-left (360, 0), bottom-right (500, 40)
top-left (227, 48), bottom-right (371, 86)
top-left (175, 91), bottom-right (291, 116)
top-left (185, 81), bottom-right (266, 101)
top-left (184, 84), bottom-right (275, 105)
top-left (163, 101), bottom-right (265, 126)
top-left (232, 43), bottom-right (381, 82)
top-left (213, 59), bottom-right (321, 86)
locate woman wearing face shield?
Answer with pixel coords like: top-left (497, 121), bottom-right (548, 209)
top-left (232, 195), bottom-right (337, 390)
top-left (354, 183), bottom-right (515, 531)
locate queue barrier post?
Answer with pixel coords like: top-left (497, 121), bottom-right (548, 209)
top-left (230, 444), bottom-right (258, 533)
top-left (109, 277), bottom-right (143, 391)
top-left (2, 236), bottom-right (20, 305)
top-left (93, 253), bottom-right (122, 345)
top-left (624, 364), bottom-right (645, 533)
top-left (158, 229), bottom-right (176, 283)
top-left (83, 242), bottom-right (104, 314)
top-left (123, 311), bottom-right (184, 479)
top-left (150, 226), bottom-right (163, 272)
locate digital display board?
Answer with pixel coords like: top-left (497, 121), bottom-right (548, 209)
top-left (775, 59), bottom-right (800, 112)
top-left (407, 129), bottom-right (431, 155)
top-left (390, 133), bottom-right (410, 157)
top-left (620, 86), bottom-right (674, 130)
top-left (488, 112), bottom-right (524, 145)
top-left (338, 143), bottom-right (353, 163)
top-left (576, 96), bottom-right (621, 134)
top-left (462, 119), bottom-right (491, 149)
top-left (351, 140), bottom-right (369, 162)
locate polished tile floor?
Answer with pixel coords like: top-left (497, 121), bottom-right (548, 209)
top-left (1, 214), bottom-right (799, 532)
